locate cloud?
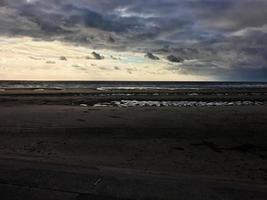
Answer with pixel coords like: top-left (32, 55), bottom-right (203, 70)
top-left (0, 0), bottom-right (267, 81)
top-left (0, 6), bottom-right (41, 36)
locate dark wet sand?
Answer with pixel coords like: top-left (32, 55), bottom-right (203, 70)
top-left (0, 87), bottom-right (267, 105)
top-left (0, 96), bottom-right (266, 184)
top-left (0, 87), bottom-right (266, 190)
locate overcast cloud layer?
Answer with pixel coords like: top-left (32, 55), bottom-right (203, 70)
top-left (0, 0), bottom-right (267, 81)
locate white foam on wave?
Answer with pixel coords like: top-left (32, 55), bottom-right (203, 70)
top-left (96, 87), bottom-right (178, 91)
top-left (33, 89), bottom-right (45, 91)
top-left (188, 93), bottom-right (199, 96)
top-left (94, 104), bottom-right (110, 107)
top-left (94, 100), bottom-right (264, 108)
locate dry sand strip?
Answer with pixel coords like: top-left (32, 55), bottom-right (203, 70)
top-left (0, 158), bottom-right (266, 200)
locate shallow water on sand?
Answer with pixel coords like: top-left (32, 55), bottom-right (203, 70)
top-left (94, 100), bottom-right (265, 108)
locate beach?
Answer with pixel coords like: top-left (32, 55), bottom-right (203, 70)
top-left (0, 86), bottom-right (266, 186)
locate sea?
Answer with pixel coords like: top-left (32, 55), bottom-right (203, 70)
top-left (0, 81), bottom-right (267, 90)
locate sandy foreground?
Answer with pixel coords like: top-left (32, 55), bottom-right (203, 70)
top-left (0, 103), bottom-right (266, 185)
top-left (0, 88), bottom-right (267, 199)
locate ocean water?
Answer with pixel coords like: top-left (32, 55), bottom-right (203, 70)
top-left (0, 81), bottom-right (267, 90)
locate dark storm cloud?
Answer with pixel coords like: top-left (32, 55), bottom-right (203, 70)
top-left (0, 0), bottom-right (204, 40)
top-left (194, 0), bottom-right (267, 31)
top-left (2, 0), bottom-right (265, 42)
top-left (0, 0), bottom-right (267, 80)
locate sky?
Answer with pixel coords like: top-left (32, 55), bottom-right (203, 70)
top-left (0, 0), bottom-right (266, 81)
